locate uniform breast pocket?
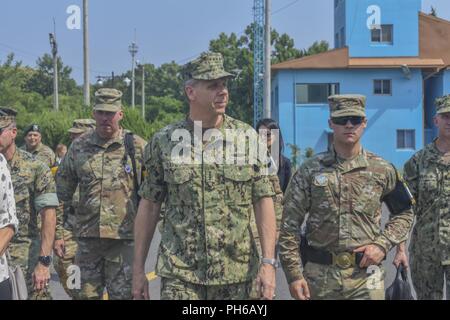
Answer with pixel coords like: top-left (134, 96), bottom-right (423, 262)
top-left (419, 174), bottom-right (439, 193)
top-left (418, 173), bottom-right (439, 207)
top-left (353, 172), bottom-right (382, 215)
top-left (163, 166), bottom-right (193, 205)
top-left (310, 173), bottom-right (335, 210)
top-left (78, 155), bottom-right (102, 183)
top-left (223, 165), bottom-right (253, 205)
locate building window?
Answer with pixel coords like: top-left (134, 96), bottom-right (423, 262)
top-left (397, 130), bottom-right (415, 150)
top-left (335, 32), bottom-right (340, 48)
top-left (295, 83), bottom-right (340, 104)
top-left (371, 25), bottom-right (393, 44)
top-left (373, 79), bottom-right (392, 95)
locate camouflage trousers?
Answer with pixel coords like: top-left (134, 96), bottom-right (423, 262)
top-left (8, 237), bottom-right (52, 300)
top-left (160, 277), bottom-right (253, 300)
top-left (303, 262), bottom-right (385, 300)
top-left (54, 229), bottom-right (79, 299)
top-left (410, 252), bottom-right (450, 300)
top-left (74, 238), bottom-right (133, 300)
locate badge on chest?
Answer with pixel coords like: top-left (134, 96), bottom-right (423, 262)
top-left (313, 174), bottom-right (329, 186)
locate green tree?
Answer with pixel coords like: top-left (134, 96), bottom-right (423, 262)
top-left (209, 25), bottom-right (329, 124)
top-left (304, 147), bottom-right (315, 159)
top-left (271, 30), bottom-right (302, 64)
top-left (288, 143), bottom-right (301, 170)
top-left (302, 40), bottom-right (330, 56)
top-left (25, 54), bottom-right (81, 98)
top-left (209, 30), bottom-right (253, 124)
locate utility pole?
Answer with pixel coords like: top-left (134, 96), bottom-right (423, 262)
top-left (141, 63), bottom-right (145, 119)
top-left (83, 0), bottom-right (90, 106)
top-left (263, 0), bottom-right (271, 119)
top-left (129, 33), bottom-right (138, 109)
top-left (49, 31), bottom-right (59, 111)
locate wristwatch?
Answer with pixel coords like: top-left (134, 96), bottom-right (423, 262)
top-left (261, 257), bottom-right (279, 268)
top-left (38, 255), bottom-right (53, 267)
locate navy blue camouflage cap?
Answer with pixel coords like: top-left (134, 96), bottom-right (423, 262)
top-left (182, 52), bottom-right (235, 81)
top-left (435, 94), bottom-right (450, 114)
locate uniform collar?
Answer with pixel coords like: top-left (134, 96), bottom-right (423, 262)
top-left (185, 114), bottom-right (228, 130)
top-left (26, 142), bottom-right (43, 154)
top-left (321, 146), bottom-right (369, 173)
top-left (8, 145), bottom-right (22, 170)
top-left (184, 114), bottom-right (234, 142)
top-left (89, 128), bottom-right (124, 148)
top-left (428, 138), bottom-right (450, 165)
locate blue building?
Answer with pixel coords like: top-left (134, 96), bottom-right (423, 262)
top-left (272, 0), bottom-right (450, 167)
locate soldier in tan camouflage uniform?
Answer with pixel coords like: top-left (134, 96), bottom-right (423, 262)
top-left (279, 95), bottom-right (414, 300)
top-left (56, 90), bottom-right (146, 300)
top-left (132, 52), bottom-right (277, 300)
top-left (21, 124), bottom-right (56, 167)
top-left (53, 119), bottom-right (95, 299)
top-left (0, 107), bottom-right (58, 300)
top-left (401, 95), bottom-right (450, 300)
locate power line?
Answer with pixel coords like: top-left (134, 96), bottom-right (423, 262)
top-left (272, 0), bottom-right (301, 15)
top-left (175, 0), bottom-right (302, 65)
top-left (2, 0), bottom-right (303, 76)
top-left (0, 42), bottom-right (108, 75)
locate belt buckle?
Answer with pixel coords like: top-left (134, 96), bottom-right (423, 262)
top-left (333, 252), bottom-right (355, 269)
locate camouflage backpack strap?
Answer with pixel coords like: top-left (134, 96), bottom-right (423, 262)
top-left (124, 132), bottom-right (141, 204)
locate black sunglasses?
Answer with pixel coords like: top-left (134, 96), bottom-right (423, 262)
top-left (331, 116), bottom-right (365, 126)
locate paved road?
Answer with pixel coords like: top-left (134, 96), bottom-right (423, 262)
top-left (50, 205), bottom-right (419, 300)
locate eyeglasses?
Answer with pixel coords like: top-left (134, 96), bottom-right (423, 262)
top-left (331, 116), bottom-right (365, 126)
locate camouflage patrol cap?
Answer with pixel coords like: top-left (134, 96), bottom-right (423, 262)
top-left (24, 124), bottom-right (41, 135)
top-left (182, 52), bottom-right (235, 81)
top-left (328, 94), bottom-right (366, 118)
top-left (68, 118), bottom-right (96, 134)
top-left (435, 94), bottom-right (450, 114)
top-left (93, 88), bottom-right (123, 112)
top-left (0, 107), bottom-right (17, 129)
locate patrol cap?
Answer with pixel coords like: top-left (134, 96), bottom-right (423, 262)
top-left (0, 107), bottom-right (17, 129)
top-left (328, 94), bottom-right (366, 118)
top-left (182, 52), bottom-right (235, 81)
top-left (68, 118), bottom-right (96, 134)
top-left (24, 124), bottom-right (41, 135)
top-left (435, 94), bottom-right (450, 114)
top-left (93, 88), bottom-right (123, 112)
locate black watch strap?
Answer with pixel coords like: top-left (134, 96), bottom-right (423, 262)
top-left (38, 255), bottom-right (52, 267)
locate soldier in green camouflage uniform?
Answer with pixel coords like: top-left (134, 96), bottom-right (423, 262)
top-left (53, 119), bottom-right (96, 299)
top-left (403, 95), bottom-right (450, 300)
top-left (0, 108), bottom-right (58, 300)
top-left (132, 52), bottom-right (277, 300)
top-left (56, 90), bottom-right (146, 300)
top-left (21, 124), bottom-right (56, 167)
top-left (279, 95), bottom-right (414, 300)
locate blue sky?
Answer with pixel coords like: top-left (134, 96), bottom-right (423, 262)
top-left (1, 0), bottom-right (449, 84)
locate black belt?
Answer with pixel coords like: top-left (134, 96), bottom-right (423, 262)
top-left (303, 246), bottom-right (364, 269)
